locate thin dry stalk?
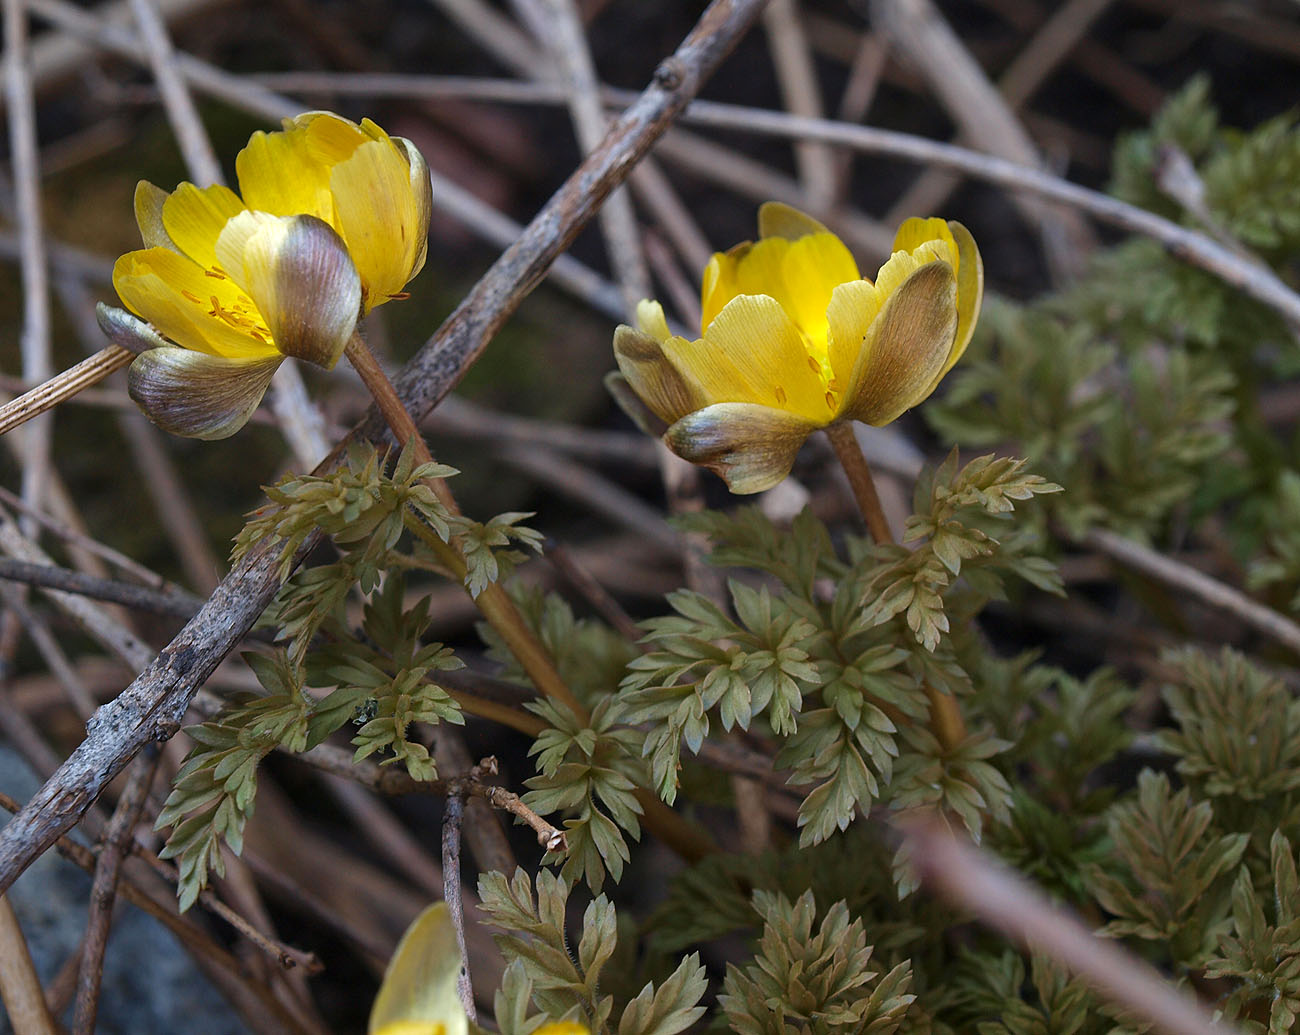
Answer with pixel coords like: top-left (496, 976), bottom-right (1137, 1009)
top-left (433, 730), bottom-right (517, 877)
top-left (126, 0), bottom-right (221, 184)
top-left (763, 0), bottom-right (836, 209)
top-left (0, 507), bottom-right (155, 670)
top-left (0, 347), bottom-right (133, 437)
top-left (870, 0), bottom-right (1093, 280)
top-left (901, 814), bottom-right (1237, 1035)
top-left (0, 581), bottom-right (100, 717)
top-left (3, 0), bottom-right (54, 529)
top-left (441, 793), bottom-right (476, 1020)
top-left (0, 558), bottom-right (205, 619)
top-left (0, 895), bottom-right (57, 1035)
top-left (528, 0), bottom-right (652, 310)
top-left (1083, 527), bottom-right (1300, 658)
top-left (74, 744), bottom-right (161, 1035)
top-left (0, 789), bottom-right (319, 1034)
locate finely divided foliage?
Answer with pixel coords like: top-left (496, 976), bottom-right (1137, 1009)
top-left (153, 84), bottom-right (1300, 1032)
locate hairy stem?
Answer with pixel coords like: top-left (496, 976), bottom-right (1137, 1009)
top-left (825, 421), bottom-right (968, 752)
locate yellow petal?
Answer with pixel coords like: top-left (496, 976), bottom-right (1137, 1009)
top-left (873, 242), bottom-right (950, 301)
top-left (944, 220), bottom-right (984, 376)
top-left (392, 135), bottom-right (434, 284)
top-left (113, 247), bottom-right (278, 360)
top-left (613, 324), bottom-right (705, 425)
top-left (369, 903), bottom-right (468, 1035)
top-left (665, 402), bottom-right (818, 494)
top-left (372, 1024), bottom-right (445, 1035)
top-left (215, 212), bottom-right (360, 369)
top-left (758, 201), bottom-right (830, 241)
top-left (700, 249), bottom-right (740, 333)
top-left (891, 216), bottom-right (957, 265)
top-left (128, 348), bottom-right (282, 440)
top-left (236, 122), bottom-right (337, 225)
top-left (606, 371), bottom-right (669, 437)
top-left (777, 231), bottom-right (861, 358)
top-left (330, 137), bottom-right (426, 309)
top-left (680, 295), bottom-right (829, 420)
top-left (534, 1023), bottom-right (590, 1035)
top-left (160, 183), bottom-right (245, 269)
top-left (635, 299), bottom-right (672, 342)
top-left (826, 278), bottom-right (884, 394)
top-left (134, 181), bottom-right (174, 250)
top-left (702, 238), bottom-right (795, 332)
top-left (840, 260), bottom-right (958, 426)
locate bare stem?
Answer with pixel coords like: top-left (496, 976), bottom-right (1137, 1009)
top-left (825, 421), bottom-right (968, 752)
top-left (825, 422), bottom-right (893, 544)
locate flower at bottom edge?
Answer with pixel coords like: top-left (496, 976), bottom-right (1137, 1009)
top-left (107, 205), bottom-right (362, 440)
top-left (611, 204), bottom-right (982, 494)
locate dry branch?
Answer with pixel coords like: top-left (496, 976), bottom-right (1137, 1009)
top-left (0, 0), bottom-right (770, 898)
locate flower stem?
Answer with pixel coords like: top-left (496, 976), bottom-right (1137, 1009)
top-left (825, 422), bottom-right (894, 545)
top-left (824, 421), bottom-right (968, 753)
top-left (345, 333), bottom-right (715, 861)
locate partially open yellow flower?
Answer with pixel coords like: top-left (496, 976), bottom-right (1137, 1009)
top-left (104, 111), bottom-right (432, 440)
top-left (612, 203), bottom-right (982, 493)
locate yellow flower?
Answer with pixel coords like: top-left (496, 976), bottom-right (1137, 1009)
top-left (370, 903), bottom-right (467, 1035)
top-left (612, 203), bottom-right (982, 493)
top-left (368, 903), bottom-right (589, 1035)
top-left (102, 111), bottom-right (432, 440)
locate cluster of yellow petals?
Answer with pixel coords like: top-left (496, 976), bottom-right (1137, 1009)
top-left (101, 111), bottom-right (431, 440)
top-left (612, 203), bottom-right (983, 493)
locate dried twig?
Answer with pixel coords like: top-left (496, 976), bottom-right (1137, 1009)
top-left (0, 895), bottom-right (57, 1035)
top-left (3, 0), bottom-right (54, 527)
top-left (1082, 527), bottom-right (1300, 658)
top-left (544, 539), bottom-right (645, 644)
top-left (0, 790), bottom-right (319, 1033)
top-left (73, 744), bottom-right (161, 1035)
top-left (0, 558), bottom-right (206, 619)
top-left (441, 792), bottom-right (476, 1021)
top-left (901, 814), bottom-right (1237, 1035)
top-left (0, 347), bottom-right (133, 437)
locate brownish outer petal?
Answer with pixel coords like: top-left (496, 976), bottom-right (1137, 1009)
top-left (664, 402), bottom-right (819, 494)
top-left (839, 260), bottom-right (958, 427)
top-left (224, 213), bottom-right (361, 369)
top-left (128, 347), bottom-right (283, 440)
top-left (96, 303), bottom-right (171, 354)
top-left (613, 323), bottom-right (706, 425)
